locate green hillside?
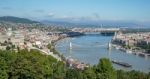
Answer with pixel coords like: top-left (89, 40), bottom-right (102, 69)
top-left (0, 16), bottom-right (39, 24)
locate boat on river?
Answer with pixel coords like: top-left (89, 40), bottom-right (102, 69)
top-left (126, 50), bottom-right (132, 54)
top-left (112, 60), bottom-right (132, 68)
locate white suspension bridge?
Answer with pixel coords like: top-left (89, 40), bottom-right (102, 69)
top-left (55, 42), bottom-right (109, 49)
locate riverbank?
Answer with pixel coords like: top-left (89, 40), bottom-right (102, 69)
top-left (111, 43), bottom-right (150, 58)
top-left (111, 32), bottom-right (150, 58)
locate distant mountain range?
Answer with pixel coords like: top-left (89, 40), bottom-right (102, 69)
top-left (41, 20), bottom-right (150, 28)
top-left (0, 16), bottom-right (40, 24)
top-left (0, 16), bottom-right (149, 28)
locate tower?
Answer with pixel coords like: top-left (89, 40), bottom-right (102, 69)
top-left (70, 42), bottom-right (72, 49)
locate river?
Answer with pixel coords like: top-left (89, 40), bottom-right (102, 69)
top-left (55, 34), bottom-right (150, 73)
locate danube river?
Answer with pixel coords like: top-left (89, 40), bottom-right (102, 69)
top-left (55, 34), bottom-right (150, 73)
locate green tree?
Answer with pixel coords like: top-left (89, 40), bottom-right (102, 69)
top-left (11, 45), bottom-right (15, 49)
top-left (47, 43), bottom-right (52, 49)
top-left (65, 69), bottom-right (83, 79)
top-left (96, 58), bottom-right (116, 79)
top-left (82, 67), bottom-right (96, 79)
top-left (0, 58), bottom-right (8, 79)
top-left (117, 70), bottom-right (129, 79)
top-left (53, 61), bottom-right (66, 79)
top-left (6, 46), bottom-right (11, 50)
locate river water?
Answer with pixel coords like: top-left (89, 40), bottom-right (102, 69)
top-left (55, 34), bottom-right (150, 73)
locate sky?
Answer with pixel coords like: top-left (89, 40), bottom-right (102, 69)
top-left (0, 0), bottom-right (150, 22)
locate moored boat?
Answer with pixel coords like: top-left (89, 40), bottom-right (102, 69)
top-left (126, 50), bottom-right (132, 54)
top-left (112, 60), bottom-right (132, 67)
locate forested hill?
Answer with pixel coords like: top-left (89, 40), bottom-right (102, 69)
top-left (0, 49), bottom-right (149, 79)
top-left (0, 16), bottom-right (40, 24)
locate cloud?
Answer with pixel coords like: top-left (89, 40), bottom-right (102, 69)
top-left (63, 13), bottom-right (101, 21)
top-left (44, 13), bottom-right (101, 22)
top-left (47, 12), bottom-right (55, 17)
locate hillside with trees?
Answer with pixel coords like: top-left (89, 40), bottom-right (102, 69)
top-left (0, 49), bottom-right (149, 79)
top-left (0, 16), bottom-right (39, 24)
